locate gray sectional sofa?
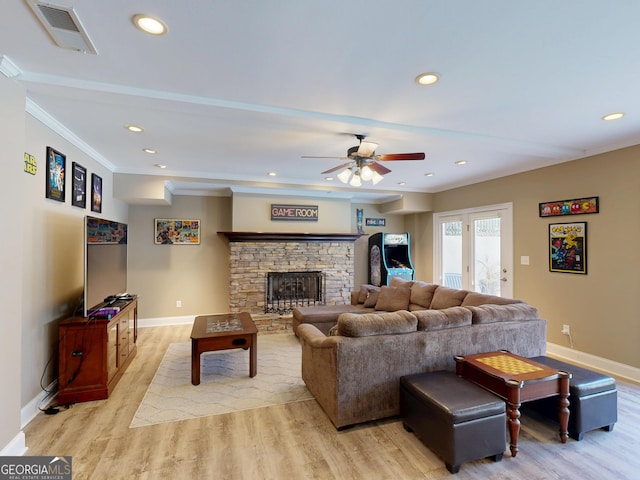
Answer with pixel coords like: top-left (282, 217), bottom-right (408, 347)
top-left (294, 279), bottom-right (547, 429)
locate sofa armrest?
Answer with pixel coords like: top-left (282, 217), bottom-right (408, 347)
top-left (298, 323), bottom-right (336, 346)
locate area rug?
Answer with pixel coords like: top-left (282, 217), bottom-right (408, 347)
top-left (129, 333), bottom-right (313, 428)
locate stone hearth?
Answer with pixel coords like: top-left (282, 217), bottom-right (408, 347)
top-left (223, 232), bottom-right (358, 333)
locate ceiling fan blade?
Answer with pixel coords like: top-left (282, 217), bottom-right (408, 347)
top-left (377, 152), bottom-right (425, 161)
top-left (321, 162), bottom-right (353, 174)
top-left (369, 162), bottom-right (392, 175)
top-left (357, 141), bottom-right (378, 157)
top-left (301, 155), bottom-right (348, 159)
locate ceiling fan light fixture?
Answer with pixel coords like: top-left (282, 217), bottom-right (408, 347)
top-left (349, 173), bottom-right (362, 187)
top-left (371, 171), bottom-right (384, 185)
top-left (337, 168), bottom-right (352, 184)
top-left (360, 165), bottom-right (374, 181)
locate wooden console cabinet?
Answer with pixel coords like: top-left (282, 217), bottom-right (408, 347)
top-left (58, 298), bottom-right (137, 405)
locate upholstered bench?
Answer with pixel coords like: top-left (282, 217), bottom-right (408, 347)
top-left (526, 356), bottom-right (617, 441)
top-left (400, 371), bottom-right (506, 474)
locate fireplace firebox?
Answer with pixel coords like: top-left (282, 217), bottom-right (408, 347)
top-left (265, 271), bottom-right (325, 313)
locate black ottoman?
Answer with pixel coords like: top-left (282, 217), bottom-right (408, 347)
top-left (400, 371), bottom-right (506, 474)
top-left (526, 356), bottom-right (617, 441)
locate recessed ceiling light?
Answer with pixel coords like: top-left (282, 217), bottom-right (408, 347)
top-left (397, 181), bottom-right (406, 186)
top-left (268, 172), bottom-right (277, 177)
top-left (424, 172), bottom-right (434, 177)
top-left (602, 112), bottom-right (624, 121)
top-left (125, 124), bottom-right (143, 133)
top-left (455, 160), bottom-right (467, 165)
top-left (132, 14), bottom-right (167, 35)
top-left (415, 72), bottom-right (440, 86)
top-left (154, 164), bottom-right (166, 169)
top-left (325, 177), bottom-right (334, 181)
top-left (143, 148), bottom-right (157, 154)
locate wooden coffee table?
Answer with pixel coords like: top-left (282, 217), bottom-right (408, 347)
top-left (190, 312), bottom-right (258, 385)
top-left (455, 350), bottom-right (571, 457)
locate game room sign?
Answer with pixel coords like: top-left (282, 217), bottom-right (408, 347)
top-left (271, 204), bottom-right (318, 221)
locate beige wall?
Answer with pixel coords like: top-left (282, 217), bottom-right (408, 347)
top-left (20, 114), bottom-right (129, 409)
top-left (1, 74), bottom-right (26, 453)
top-left (425, 146), bottom-right (640, 368)
top-left (231, 194), bottom-right (351, 232)
top-left (128, 196), bottom-right (232, 319)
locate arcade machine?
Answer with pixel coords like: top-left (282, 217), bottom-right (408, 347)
top-left (368, 232), bottom-right (415, 286)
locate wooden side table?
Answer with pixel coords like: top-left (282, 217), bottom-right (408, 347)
top-left (455, 350), bottom-right (571, 457)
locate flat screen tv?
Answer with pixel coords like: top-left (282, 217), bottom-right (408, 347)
top-left (83, 216), bottom-right (128, 317)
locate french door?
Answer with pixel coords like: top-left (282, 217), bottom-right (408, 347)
top-left (433, 203), bottom-right (513, 297)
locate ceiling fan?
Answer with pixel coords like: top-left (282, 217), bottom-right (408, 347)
top-left (302, 135), bottom-right (425, 186)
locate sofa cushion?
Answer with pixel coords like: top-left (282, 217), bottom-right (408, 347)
top-left (413, 307), bottom-right (472, 331)
top-left (466, 303), bottom-right (539, 324)
top-left (409, 281), bottom-right (439, 311)
top-left (375, 285), bottom-right (411, 311)
top-left (337, 310), bottom-right (417, 337)
top-left (461, 292), bottom-right (522, 307)
top-left (430, 286), bottom-right (469, 309)
top-left (363, 289), bottom-right (380, 307)
top-left (357, 284), bottom-right (381, 304)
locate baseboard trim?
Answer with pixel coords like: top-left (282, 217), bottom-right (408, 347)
top-left (0, 431), bottom-right (27, 456)
top-left (138, 315), bottom-right (199, 328)
top-left (546, 342), bottom-right (640, 384)
top-left (21, 380), bottom-right (56, 429)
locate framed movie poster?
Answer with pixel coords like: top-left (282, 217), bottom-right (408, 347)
top-left (154, 218), bottom-right (201, 245)
top-left (71, 162), bottom-right (87, 208)
top-left (45, 146), bottom-right (66, 202)
top-left (91, 173), bottom-right (102, 213)
top-left (549, 222), bottom-right (587, 274)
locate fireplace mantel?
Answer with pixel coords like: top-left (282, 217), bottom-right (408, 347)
top-left (219, 232), bottom-right (364, 242)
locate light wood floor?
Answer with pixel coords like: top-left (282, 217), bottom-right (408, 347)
top-left (24, 324), bottom-right (640, 479)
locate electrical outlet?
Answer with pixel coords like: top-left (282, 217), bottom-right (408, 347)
top-left (562, 324), bottom-right (570, 335)
top-left (176, 300), bottom-right (182, 308)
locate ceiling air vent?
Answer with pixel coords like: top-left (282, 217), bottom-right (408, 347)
top-left (25, 1), bottom-right (98, 54)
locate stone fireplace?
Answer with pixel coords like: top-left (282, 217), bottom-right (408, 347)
top-left (222, 232), bottom-right (360, 332)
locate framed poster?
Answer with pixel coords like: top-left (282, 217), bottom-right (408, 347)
top-left (45, 146), bottom-right (66, 202)
top-left (549, 222), bottom-right (587, 274)
top-left (71, 162), bottom-right (87, 208)
top-left (155, 218), bottom-right (200, 245)
top-left (91, 173), bottom-right (102, 213)
top-left (539, 196), bottom-right (598, 217)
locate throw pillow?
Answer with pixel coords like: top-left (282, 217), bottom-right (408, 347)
top-left (430, 286), bottom-right (469, 309)
top-left (374, 285), bottom-right (411, 311)
top-left (409, 281), bottom-right (439, 310)
top-left (363, 289), bottom-right (380, 307)
top-left (389, 277), bottom-right (414, 288)
top-left (357, 284), bottom-right (380, 304)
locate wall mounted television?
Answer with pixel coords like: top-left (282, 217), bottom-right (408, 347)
top-left (83, 216), bottom-right (128, 317)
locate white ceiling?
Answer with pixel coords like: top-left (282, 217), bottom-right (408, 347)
top-left (3, 1), bottom-right (640, 204)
